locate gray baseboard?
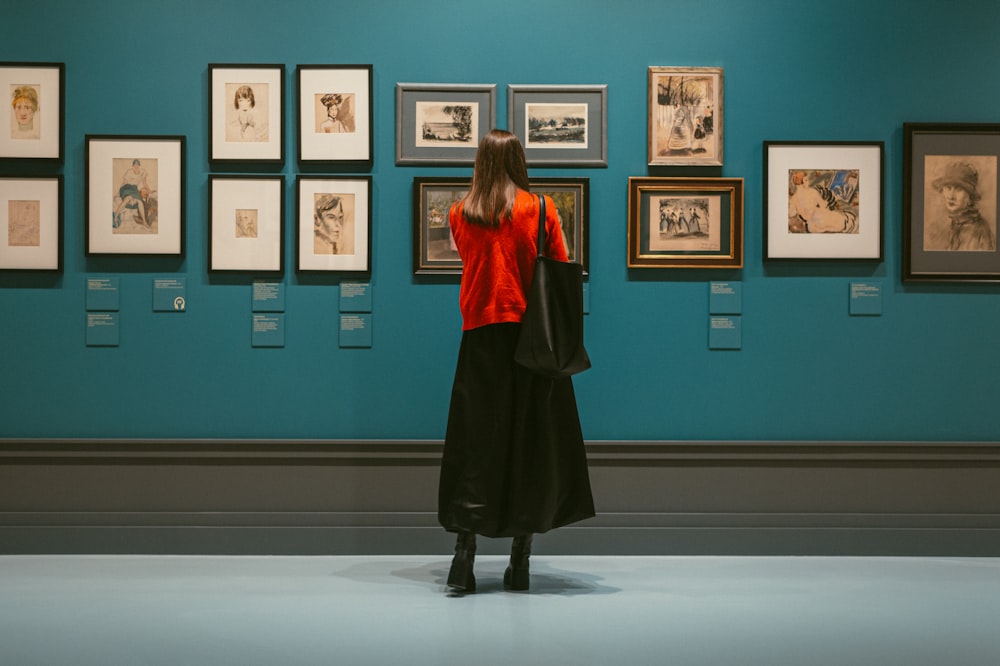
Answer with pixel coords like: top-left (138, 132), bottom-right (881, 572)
top-left (2, 439), bottom-right (999, 556)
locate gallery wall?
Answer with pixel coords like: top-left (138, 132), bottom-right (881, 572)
top-left (2, 0), bottom-right (1000, 443)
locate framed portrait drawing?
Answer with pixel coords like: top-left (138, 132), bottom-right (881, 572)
top-left (628, 177), bottom-right (743, 269)
top-left (507, 85), bottom-right (607, 167)
top-left (648, 66), bottom-right (723, 167)
top-left (297, 64), bottom-right (372, 167)
top-left (0, 175), bottom-right (62, 271)
top-left (764, 141), bottom-right (884, 261)
top-left (395, 83), bottom-right (496, 165)
top-left (296, 176), bottom-right (371, 273)
top-left (904, 123), bottom-right (1000, 281)
top-left (0, 62), bottom-right (64, 161)
top-left (412, 176), bottom-right (589, 275)
top-left (86, 135), bottom-right (185, 256)
top-left (209, 175), bottom-right (284, 273)
top-left (209, 64), bottom-right (284, 164)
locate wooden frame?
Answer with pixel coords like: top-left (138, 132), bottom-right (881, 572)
top-left (628, 177), bottom-right (743, 269)
top-left (648, 66), bottom-right (723, 167)
top-left (0, 62), bottom-right (64, 161)
top-left (764, 141), bottom-right (884, 261)
top-left (0, 174), bottom-right (62, 270)
top-left (296, 176), bottom-right (371, 273)
top-left (209, 175), bottom-right (285, 273)
top-left (296, 64), bottom-right (373, 167)
top-left (209, 64), bottom-right (284, 164)
top-left (395, 83), bottom-right (496, 165)
top-left (903, 122), bottom-right (1000, 281)
top-left (507, 84), bottom-right (607, 167)
top-left (86, 135), bottom-right (185, 256)
top-left (412, 177), bottom-right (589, 275)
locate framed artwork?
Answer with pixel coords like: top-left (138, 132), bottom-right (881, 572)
top-left (627, 177), bottom-right (743, 269)
top-left (0, 62), bottom-right (64, 160)
top-left (412, 176), bottom-right (589, 275)
top-left (209, 64), bottom-right (284, 164)
top-left (296, 176), bottom-right (371, 273)
top-left (507, 85), bottom-right (607, 167)
top-left (395, 83), bottom-right (496, 165)
top-left (86, 135), bottom-right (185, 256)
top-left (297, 64), bottom-right (372, 166)
top-left (0, 175), bottom-right (62, 270)
top-left (764, 141), bottom-right (884, 260)
top-left (904, 123), bottom-right (1000, 282)
top-left (209, 175), bottom-right (284, 273)
top-left (648, 66), bottom-right (723, 167)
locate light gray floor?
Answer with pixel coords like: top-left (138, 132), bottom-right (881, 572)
top-left (1, 555), bottom-right (998, 665)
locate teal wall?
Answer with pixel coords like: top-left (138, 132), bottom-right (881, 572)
top-left (2, 0), bottom-right (999, 441)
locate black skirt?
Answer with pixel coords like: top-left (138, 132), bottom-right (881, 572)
top-left (438, 322), bottom-right (595, 538)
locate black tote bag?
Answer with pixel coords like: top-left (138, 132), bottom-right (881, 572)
top-left (514, 195), bottom-right (592, 379)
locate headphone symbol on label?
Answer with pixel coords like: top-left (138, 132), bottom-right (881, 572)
top-left (173, 296), bottom-right (186, 311)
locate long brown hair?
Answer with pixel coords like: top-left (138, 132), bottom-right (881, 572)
top-left (461, 129), bottom-right (530, 227)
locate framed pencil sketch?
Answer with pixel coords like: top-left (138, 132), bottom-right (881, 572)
top-left (903, 123), bottom-right (1000, 282)
top-left (507, 85), bottom-right (607, 167)
top-left (0, 62), bottom-right (64, 160)
top-left (297, 64), bottom-right (372, 167)
top-left (0, 175), bottom-right (62, 270)
top-left (297, 176), bottom-right (371, 273)
top-left (86, 135), bottom-right (185, 256)
top-left (627, 177), bottom-right (743, 269)
top-left (412, 176), bottom-right (589, 275)
top-left (209, 64), bottom-right (284, 164)
top-left (395, 83), bottom-right (496, 165)
top-left (209, 175), bottom-right (284, 273)
top-left (764, 141), bottom-right (884, 260)
top-left (648, 66), bottom-right (723, 167)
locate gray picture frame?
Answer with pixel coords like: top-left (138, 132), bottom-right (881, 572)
top-left (507, 84), bottom-right (608, 167)
top-left (395, 83), bottom-right (496, 166)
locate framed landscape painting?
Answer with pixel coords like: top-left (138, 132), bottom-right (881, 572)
top-left (395, 83), bottom-right (496, 165)
top-left (507, 84), bottom-right (607, 167)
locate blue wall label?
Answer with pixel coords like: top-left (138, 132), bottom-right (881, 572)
top-left (252, 314), bottom-right (285, 347)
top-left (86, 277), bottom-right (120, 312)
top-left (849, 281), bottom-right (882, 316)
top-left (340, 314), bottom-right (372, 348)
top-left (86, 312), bottom-right (120, 347)
top-left (710, 281), bottom-right (742, 315)
top-left (709, 316), bottom-right (742, 350)
top-left (339, 282), bottom-right (372, 313)
top-left (252, 280), bottom-right (285, 313)
top-left (153, 278), bottom-right (186, 312)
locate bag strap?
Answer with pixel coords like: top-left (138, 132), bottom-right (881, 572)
top-left (535, 194), bottom-right (546, 258)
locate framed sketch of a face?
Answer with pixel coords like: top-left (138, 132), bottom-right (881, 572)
top-left (297, 65), bottom-right (372, 167)
top-left (209, 175), bottom-right (284, 273)
top-left (0, 62), bottom-right (64, 160)
top-left (209, 64), bottom-right (284, 164)
top-left (296, 176), bottom-right (371, 273)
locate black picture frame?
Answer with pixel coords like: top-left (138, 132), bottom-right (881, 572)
top-left (0, 61), bottom-right (64, 162)
top-left (208, 175), bottom-right (285, 274)
top-left (296, 64), bottom-right (373, 168)
top-left (296, 175), bottom-right (372, 274)
top-left (209, 63), bottom-right (285, 165)
top-left (0, 174), bottom-right (62, 271)
top-left (903, 122), bottom-right (1000, 281)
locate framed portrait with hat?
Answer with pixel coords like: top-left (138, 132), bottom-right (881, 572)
top-left (904, 123), bottom-right (1000, 281)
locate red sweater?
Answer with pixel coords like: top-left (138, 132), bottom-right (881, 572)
top-left (450, 190), bottom-right (569, 331)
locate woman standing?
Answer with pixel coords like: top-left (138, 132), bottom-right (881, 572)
top-left (438, 129), bottom-right (595, 594)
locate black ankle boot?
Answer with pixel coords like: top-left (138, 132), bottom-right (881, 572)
top-left (504, 534), bottom-right (533, 591)
top-left (447, 531), bottom-right (477, 593)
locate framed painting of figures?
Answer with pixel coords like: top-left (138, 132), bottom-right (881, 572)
top-left (0, 62), bottom-right (64, 161)
top-left (904, 123), bottom-right (1000, 281)
top-left (648, 66), bottom-right (723, 167)
top-left (628, 177), bottom-right (743, 269)
top-left (395, 83), bottom-right (496, 165)
top-left (86, 135), bottom-right (185, 256)
top-left (764, 141), bottom-right (884, 260)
